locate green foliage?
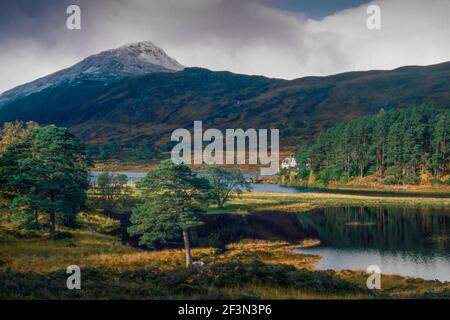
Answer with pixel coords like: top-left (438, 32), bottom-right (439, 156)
top-left (317, 169), bottom-right (341, 184)
top-left (77, 212), bottom-right (121, 235)
top-left (93, 172), bottom-right (132, 209)
top-left (87, 143), bottom-right (158, 162)
top-left (0, 120), bottom-right (39, 155)
top-left (0, 125), bottom-right (89, 238)
top-left (295, 105), bottom-right (450, 185)
top-left (3, 63), bottom-right (450, 166)
top-left (383, 178), bottom-right (398, 186)
top-left (128, 160), bottom-right (211, 266)
top-left (431, 178), bottom-right (443, 186)
top-left (199, 165), bottom-right (251, 208)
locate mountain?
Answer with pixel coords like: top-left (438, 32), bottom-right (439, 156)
top-left (0, 42), bottom-right (449, 161)
top-left (0, 41), bottom-right (184, 107)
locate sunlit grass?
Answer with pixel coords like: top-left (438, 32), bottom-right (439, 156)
top-left (2, 224), bottom-right (450, 299)
top-left (2, 192), bottom-right (450, 299)
top-left (223, 192), bottom-right (450, 213)
top-left (218, 285), bottom-right (367, 300)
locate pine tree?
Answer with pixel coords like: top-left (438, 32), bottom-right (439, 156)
top-left (293, 105), bottom-right (449, 185)
top-left (128, 160), bottom-right (211, 268)
top-left (0, 125), bottom-right (89, 238)
top-left (432, 113), bottom-right (449, 176)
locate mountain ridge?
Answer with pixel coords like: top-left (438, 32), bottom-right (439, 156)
top-left (0, 43), bottom-right (449, 160)
top-left (0, 41), bottom-right (184, 107)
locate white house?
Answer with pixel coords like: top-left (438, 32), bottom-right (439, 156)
top-left (281, 155), bottom-right (297, 170)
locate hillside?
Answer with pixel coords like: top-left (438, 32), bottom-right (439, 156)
top-left (1, 44), bottom-right (450, 161)
top-left (293, 105), bottom-right (449, 186)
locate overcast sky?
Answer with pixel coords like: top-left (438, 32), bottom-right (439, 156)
top-left (1, 0), bottom-right (450, 93)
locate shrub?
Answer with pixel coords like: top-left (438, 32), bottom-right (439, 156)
top-left (317, 170), bottom-right (341, 184)
top-left (400, 175), bottom-right (418, 185)
top-left (339, 176), bottom-right (350, 183)
top-left (431, 178), bottom-right (443, 186)
top-left (52, 231), bottom-right (74, 240)
top-left (77, 212), bottom-right (121, 235)
top-left (12, 229), bottom-right (42, 239)
top-left (383, 177), bottom-right (398, 185)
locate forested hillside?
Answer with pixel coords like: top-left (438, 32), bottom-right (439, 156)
top-left (2, 60), bottom-right (450, 162)
top-left (295, 105), bottom-right (449, 185)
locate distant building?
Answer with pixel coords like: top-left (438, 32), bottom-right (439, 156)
top-left (281, 155), bottom-right (297, 170)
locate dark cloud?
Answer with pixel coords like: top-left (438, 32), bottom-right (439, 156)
top-left (1, 0), bottom-right (450, 93)
top-left (256, 0), bottom-right (371, 18)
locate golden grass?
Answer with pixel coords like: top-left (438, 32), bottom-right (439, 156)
top-left (218, 284), bottom-right (366, 300)
top-left (220, 241), bottom-right (320, 270)
top-left (337, 270), bottom-right (450, 299)
top-left (0, 231), bottom-right (315, 273)
top-left (86, 248), bottom-right (216, 271)
top-left (2, 225), bottom-right (450, 299)
top-left (0, 228), bottom-right (218, 273)
top-left (0, 229), bottom-right (132, 273)
top-left (329, 182), bottom-right (450, 194)
top-left (227, 191), bottom-right (450, 213)
top-left (2, 194), bottom-right (450, 299)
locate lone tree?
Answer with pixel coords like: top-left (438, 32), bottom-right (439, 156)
top-left (199, 165), bottom-right (251, 209)
top-left (128, 160), bottom-right (211, 268)
top-left (0, 125), bottom-right (89, 238)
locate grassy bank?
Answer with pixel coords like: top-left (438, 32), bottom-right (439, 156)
top-left (278, 175), bottom-right (450, 195)
top-left (2, 189), bottom-right (450, 299)
top-left (215, 191), bottom-right (450, 214)
top-left (1, 213), bottom-right (450, 299)
top-left (326, 183), bottom-right (450, 194)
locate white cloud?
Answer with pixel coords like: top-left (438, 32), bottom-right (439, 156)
top-left (1, 0), bottom-right (450, 93)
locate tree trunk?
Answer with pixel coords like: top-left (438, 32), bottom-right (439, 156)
top-left (182, 230), bottom-right (192, 268)
top-left (34, 210), bottom-right (39, 225)
top-left (49, 212), bottom-right (56, 240)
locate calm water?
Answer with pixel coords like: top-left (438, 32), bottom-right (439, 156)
top-left (91, 171), bottom-right (300, 193)
top-left (194, 207), bottom-right (450, 282)
top-left (96, 171), bottom-right (450, 281)
top-left (112, 207), bottom-right (450, 282)
top-left (91, 171), bottom-right (146, 184)
top-left (91, 171), bottom-right (450, 198)
top-left (292, 207), bottom-right (450, 282)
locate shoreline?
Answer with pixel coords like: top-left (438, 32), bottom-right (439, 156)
top-left (89, 164), bottom-right (450, 196)
top-left (277, 182), bottom-right (450, 196)
top-left (224, 191), bottom-right (450, 214)
top-left (2, 231), bottom-right (449, 298)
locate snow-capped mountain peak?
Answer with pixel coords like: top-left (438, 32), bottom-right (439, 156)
top-left (113, 41), bottom-right (184, 71)
top-left (0, 41), bottom-right (185, 106)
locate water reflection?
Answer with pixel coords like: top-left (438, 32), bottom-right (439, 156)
top-left (195, 206), bottom-right (450, 281)
top-left (296, 207), bottom-right (450, 256)
top-left (294, 207), bottom-right (450, 281)
top-left (108, 203), bottom-right (450, 281)
top-left (90, 171), bottom-right (450, 198)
